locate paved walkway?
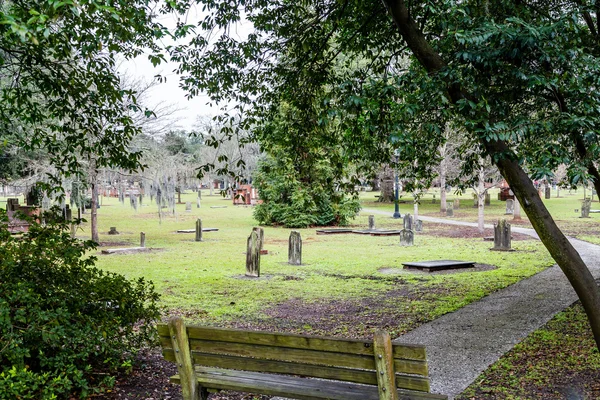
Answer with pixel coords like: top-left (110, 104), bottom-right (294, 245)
top-left (363, 208), bottom-right (600, 398)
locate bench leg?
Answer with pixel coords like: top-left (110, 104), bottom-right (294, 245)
top-left (200, 386), bottom-right (209, 400)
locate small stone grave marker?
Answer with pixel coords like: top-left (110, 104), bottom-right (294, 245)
top-left (505, 199), bottom-right (514, 215)
top-left (399, 229), bottom-right (413, 246)
top-left (545, 186), bottom-right (551, 199)
top-left (368, 215), bottom-right (375, 230)
top-left (185, 202), bottom-right (192, 212)
top-left (195, 219), bottom-right (203, 242)
top-left (288, 231), bottom-right (302, 265)
top-left (446, 201), bottom-right (454, 217)
top-left (454, 199), bottom-right (460, 209)
top-left (581, 199), bottom-right (591, 218)
top-left (140, 232), bottom-right (146, 248)
top-left (403, 213), bottom-right (413, 230)
top-left (246, 230), bottom-right (261, 277)
top-left (492, 219), bottom-right (513, 251)
top-left (315, 228), bottom-right (354, 235)
top-left (108, 227), bottom-right (119, 235)
top-left (414, 220), bottom-right (423, 232)
top-left (484, 192), bottom-right (491, 206)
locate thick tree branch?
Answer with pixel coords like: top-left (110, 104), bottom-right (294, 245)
top-left (381, 0), bottom-right (600, 349)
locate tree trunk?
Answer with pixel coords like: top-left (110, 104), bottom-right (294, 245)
top-left (477, 181), bottom-right (485, 234)
top-left (439, 143), bottom-right (447, 213)
top-left (383, 0), bottom-right (600, 348)
top-left (90, 168), bottom-right (99, 243)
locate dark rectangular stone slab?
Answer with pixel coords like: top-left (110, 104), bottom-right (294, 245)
top-left (316, 228), bottom-right (354, 235)
top-left (403, 260), bottom-right (476, 272)
top-left (176, 228), bottom-right (219, 233)
top-left (370, 230), bottom-right (402, 236)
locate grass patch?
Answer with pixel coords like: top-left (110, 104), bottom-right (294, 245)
top-left (8, 190), bottom-right (552, 339)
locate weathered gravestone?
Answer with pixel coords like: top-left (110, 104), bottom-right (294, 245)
top-left (513, 197), bottom-right (521, 220)
top-left (368, 215), bottom-right (375, 230)
top-left (431, 194), bottom-right (436, 204)
top-left (446, 201), bottom-right (454, 217)
top-left (185, 201), bottom-right (192, 212)
top-left (414, 219), bottom-right (423, 232)
top-left (485, 192), bottom-right (491, 206)
top-left (581, 198), bottom-right (591, 218)
top-left (400, 229), bottom-right (414, 246)
top-left (246, 230), bottom-right (261, 277)
top-left (403, 213), bottom-right (413, 230)
top-left (545, 186), bottom-right (551, 199)
top-left (253, 227), bottom-right (264, 252)
top-left (454, 199), bottom-right (460, 209)
top-left (197, 190), bottom-right (201, 208)
top-left (288, 231), bottom-right (302, 266)
top-left (140, 232), bottom-right (146, 248)
top-left (108, 227), bottom-right (119, 235)
top-left (492, 219), bottom-right (512, 251)
top-left (505, 199), bottom-right (514, 215)
top-left (473, 194), bottom-right (478, 207)
top-left (195, 219), bottom-right (203, 242)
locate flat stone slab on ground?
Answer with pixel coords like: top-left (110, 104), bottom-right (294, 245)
top-left (101, 247), bottom-right (151, 254)
top-left (403, 260), bottom-right (476, 272)
top-left (210, 206), bottom-right (228, 208)
top-left (176, 228), bottom-right (219, 233)
top-left (370, 230), bottom-right (402, 236)
top-left (590, 210), bottom-right (600, 213)
top-left (315, 228), bottom-right (354, 235)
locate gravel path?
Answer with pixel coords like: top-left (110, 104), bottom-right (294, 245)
top-left (362, 208), bottom-right (600, 399)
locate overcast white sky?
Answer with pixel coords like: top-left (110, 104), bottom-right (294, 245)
top-left (120, 6), bottom-right (253, 132)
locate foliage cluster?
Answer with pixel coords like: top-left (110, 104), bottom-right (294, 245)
top-left (253, 147), bottom-right (360, 228)
top-left (0, 209), bottom-right (160, 399)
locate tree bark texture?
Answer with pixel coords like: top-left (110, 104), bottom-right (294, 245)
top-left (383, 0), bottom-right (600, 348)
top-left (288, 231), bottom-right (302, 265)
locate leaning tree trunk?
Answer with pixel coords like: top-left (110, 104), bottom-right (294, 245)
top-left (383, 0), bottom-right (600, 349)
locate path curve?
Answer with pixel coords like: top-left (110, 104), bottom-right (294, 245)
top-left (362, 208), bottom-right (600, 399)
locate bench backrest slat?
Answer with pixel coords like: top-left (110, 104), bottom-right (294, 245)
top-left (158, 324), bottom-right (431, 393)
top-left (162, 350), bottom-right (431, 392)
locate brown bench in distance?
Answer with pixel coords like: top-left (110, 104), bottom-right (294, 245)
top-left (158, 317), bottom-right (447, 400)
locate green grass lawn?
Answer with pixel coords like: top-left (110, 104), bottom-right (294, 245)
top-left (361, 187), bottom-right (600, 244)
top-left (13, 190), bottom-right (550, 338)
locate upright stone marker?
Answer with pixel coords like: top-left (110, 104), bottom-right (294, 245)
top-left (403, 213), bottom-right (413, 231)
top-left (581, 199), bottom-right (591, 218)
top-left (454, 199), bottom-right (460, 209)
top-left (185, 202), bottom-right (192, 212)
top-left (505, 199), bottom-right (514, 215)
top-left (368, 215), bottom-right (375, 230)
top-left (246, 231), bottom-right (261, 277)
top-left (492, 219), bottom-right (512, 251)
top-left (399, 229), bottom-right (414, 246)
top-left (288, 231), bottom-right (302, 265)
top-left (252, 227), bottom-right (264, 252)
top-left (197, 190), bottom-right (201, 208)
top-left (446, 201), bottom-right (454, 217)
top-left (108, 227), bottom-right (119, 235)
top-left (513, 198), bottom-right (521, 220)
top-left (414, 219), bottom-right (423, 232)
top-left (484, 192), bottom-right (491, 206)
top-left (545, 186), bottom-right (551, 199)
top-left (140, 232), bottom-right (146, 248)
top-left (431, 194), bottom-right (436, 204)
top-left (195, 219), bottom-right (203, 242)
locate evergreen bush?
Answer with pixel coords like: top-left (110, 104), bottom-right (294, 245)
top-left (0, 209), bottom-right (160, 399)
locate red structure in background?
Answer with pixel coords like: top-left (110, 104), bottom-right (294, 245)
top-left (5, 198), bottom-right (39, 233)
top-left (233, 184), bottom-right (261, 205)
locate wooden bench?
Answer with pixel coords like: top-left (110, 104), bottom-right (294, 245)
top-left (158, 317), bottom-right (447, 400)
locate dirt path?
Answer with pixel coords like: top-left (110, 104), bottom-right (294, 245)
top-left (362, 208), bottom-right (600, 399)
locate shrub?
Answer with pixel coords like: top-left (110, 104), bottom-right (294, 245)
top-left (0, 208), bottom-right (160, 399)
top-left (253, 149), bottom-right (361, 228)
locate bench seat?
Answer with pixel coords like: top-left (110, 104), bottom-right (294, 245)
top-left (171, 367), bottom-right (448, 400)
